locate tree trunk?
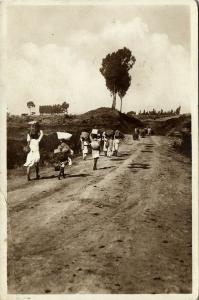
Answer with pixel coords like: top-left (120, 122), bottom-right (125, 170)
top-left (120, 96), bottom-right (123, 112)
top-left (112, 82), bottom-right (116, 110)
top-left (112, 92), bottom-right (116, 110)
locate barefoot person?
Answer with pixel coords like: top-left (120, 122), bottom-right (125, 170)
top-left (90, 130), bottom-right (100, 170)
top-left (24, 126), bottom-right (43, 181)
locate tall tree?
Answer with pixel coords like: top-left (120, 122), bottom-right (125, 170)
top-left (27, 101), bottom-right (35, 115)
top-left (118, 70), bottom-right (131, 112)
top-left (100, 47), bottom-right (136, 110)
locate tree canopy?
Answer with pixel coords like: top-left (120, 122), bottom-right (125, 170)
top-left (27, 101), bottom-right (35, 108)
top-left (39, 102), bottom-right (70, 114)
top-left (27, 101), bottom-right (35, 115)
top-left (100, 47), bottom-right (136, 110)
top-left (61, 101), bottom-right (69, 111)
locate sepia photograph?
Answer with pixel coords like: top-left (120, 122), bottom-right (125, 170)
top-left (0, 0), bottom-right (198, 298)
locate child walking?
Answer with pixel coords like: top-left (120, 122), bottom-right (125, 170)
top-left (57, 154), bottom-right (72, 180)
top-left (54, 141), bottom-right (73, 180)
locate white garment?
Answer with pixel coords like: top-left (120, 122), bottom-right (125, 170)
top-left (103, 138), bottom-right (109, 152)
top-left (24, 130), bottom-right (43, 167)
top-left (82, 141), bottom-right (89, 154)
top-left (92, 149), bottom-right (100, 159)
top-left (113, 138), bottom-right (120, 151)
top-left (107, 139), bottom-right (113, 157)
top-left (68, 157), bottom-right (72, 166)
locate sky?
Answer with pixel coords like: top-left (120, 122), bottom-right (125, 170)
top-left (6, 4), bottom-right (191, 115)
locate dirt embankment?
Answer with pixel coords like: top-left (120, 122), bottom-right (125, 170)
top-left (8, 135), bottom-right (192, 294)
top-left (142, 115), bottom-right (191, 157)
top-left (7, 107), bottom-right (143, 169)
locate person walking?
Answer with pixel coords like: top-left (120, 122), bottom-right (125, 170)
top-left (102, 132), bottom-right (109, 156)
top-left (107, 136), bottom-right (113, 157)
top-left (82, 138), bottom-right (89, 160)
top-left (133, 128), bottom-right (139, 140)
top-left (54, 141), bottom-right (73, 180)
top-left (113, 130), bottom-right (120, 156)
top-left (24, 128), bottom-right (43, 181)
top-left (90, 131), bottom-right (100, 170)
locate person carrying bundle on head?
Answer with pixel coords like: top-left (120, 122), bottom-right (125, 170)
top-left (24, 121), bottom-right (43, 181)
top-left (80, 131), bottom-right (90, 160)
top-left (102, 131), bottom-right (109, 156)
top-left (54, 140), bottom-right (73, 180)
top-left (90, 129), bottom-right (100, 170)
top-left (113, 129), bottom-right (120, 156)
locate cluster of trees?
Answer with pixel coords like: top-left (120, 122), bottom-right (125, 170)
top-left (26, 101), bottom-right (69, 115)
top-left (39, 102), bottom-right (69, 114)
top-left (138, 106), bottom-right (181, 116)
top-left (100, 47), bottom-right (136, 112)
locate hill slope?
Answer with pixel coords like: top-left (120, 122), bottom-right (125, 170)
top-left (7, 107), bottom-right (143, 168)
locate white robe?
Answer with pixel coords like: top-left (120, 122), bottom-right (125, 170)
top-left (24, 130), bottom-right (43, 167)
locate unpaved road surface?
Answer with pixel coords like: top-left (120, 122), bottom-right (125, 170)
top-left (7, 135), bottom-right (192, 294)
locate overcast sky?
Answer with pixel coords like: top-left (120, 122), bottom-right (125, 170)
top-left (6, 4), bottom-right (191, 115)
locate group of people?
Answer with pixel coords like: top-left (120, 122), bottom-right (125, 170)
top-left (23, 122), bottom-right (122, 181)
top-left (133, 127), bottom-right (152, 140)
top-left (80, 129), bottom-right (121, 170)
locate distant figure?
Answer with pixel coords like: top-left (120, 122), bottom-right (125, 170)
top-left (24, 129), bottom-right (43, 181)
top-left (102, 132), bottom-right (109, 156)
top-left (97, 133), bottom-right (103, 153)
top-left (80, 136), bottom-right (89, 160)
top-left (140, 128), bottom-right (146, 138)
top-left (133, 128), bottom-right (139, 140)
top-left (113, 130), bottom-right (120, 156)
top-left (80, 131), bottom-right (90, 159)
top-left (90, 132), bottom-right (100, 170)
top-left (107, 137), bottom-right (114, 157)
top-left (82, 138), bottom-right (89, 160)
top-left (147, 127), bottom-right (152, 135)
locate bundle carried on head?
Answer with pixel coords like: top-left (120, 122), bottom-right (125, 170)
top-left (57, 131), bottom-right (72, 141)
top-left (80, 131), bottom-right (89, 139)
top-left (91, 129), bottom-right (98, 135)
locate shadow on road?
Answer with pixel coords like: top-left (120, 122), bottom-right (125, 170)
top-left (40, 173), bottom-right (91, 180)
top-left (110, 158), bottom-right (125, 161)
top-left (141, 150), bottom-right (153, 153)
top-left (128, 163), bottom-right (150, 170)
top-left (68, 173), bottom-right (91, 178)
top-left (98, 166), bottom-right (115, 170)
top-left (118, 153), bottom-right (131, 157)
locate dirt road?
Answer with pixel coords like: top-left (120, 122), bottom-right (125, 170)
top-left (7, 135), bottom-right (192, 294)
